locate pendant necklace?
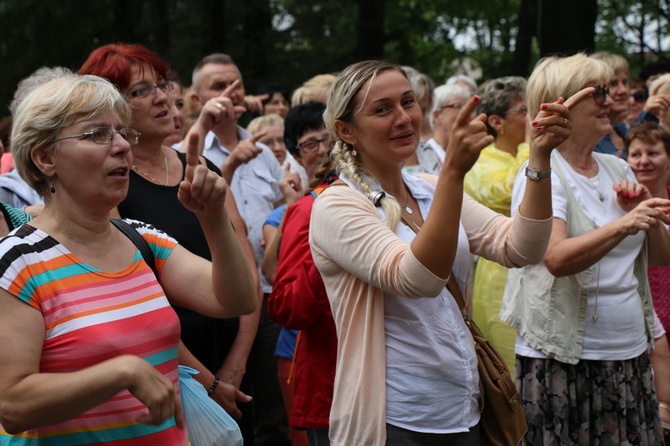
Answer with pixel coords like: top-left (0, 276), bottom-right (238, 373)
top-left (399, 192), bottom-right (413, 214)
top-left (132, 152), bottom-right (169, 186)
top-left (591, 164), bottom-right (605, 202)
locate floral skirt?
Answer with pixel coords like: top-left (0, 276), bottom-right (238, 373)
top-left (516, 352), bottom-right (662, 445)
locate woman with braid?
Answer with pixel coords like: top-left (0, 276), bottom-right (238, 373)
top-left (308, 60), bottom-right (591, 445)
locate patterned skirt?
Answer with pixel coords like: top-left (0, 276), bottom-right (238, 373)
top-left (516, 352), bottom-right (662, 445)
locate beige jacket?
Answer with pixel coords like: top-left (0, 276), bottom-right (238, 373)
top-left (309, 175), bottom-right (552, 446)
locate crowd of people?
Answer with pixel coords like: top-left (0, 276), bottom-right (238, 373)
top-left (0, 42), bottom-right (670, 446)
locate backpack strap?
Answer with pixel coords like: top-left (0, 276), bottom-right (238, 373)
top-left (111, 219), bottom-right (158, 278)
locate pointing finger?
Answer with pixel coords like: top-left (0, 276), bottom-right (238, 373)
top-left (249, 131), bottom-right (267, 145)
top-left (184, 133), bottom-right (200, 181)
top-left (454, 95), bottom-right (481, 127)
top-left (564, 87), bottom-right (595, 110)
top-left (220, 80), bottom-right (241, 99)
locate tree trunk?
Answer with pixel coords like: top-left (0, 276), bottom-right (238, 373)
top-left (356, 0), bottom-right (385, 60)
top-left (538, 0), bottom-right (598, 56)
top-left (511, 0), bottom-right (537, 76)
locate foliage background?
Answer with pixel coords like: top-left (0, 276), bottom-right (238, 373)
top-left (1, 0), bottom-right (669, 115)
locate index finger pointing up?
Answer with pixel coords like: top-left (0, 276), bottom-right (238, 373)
top-left (184, 133), bottom-right (200, 181)
top-left (220, 79), bottom-right (241, 98)
top-left (454, 95), bottom-right (481, 127)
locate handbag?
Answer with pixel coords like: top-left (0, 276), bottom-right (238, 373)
top-left (400, 215), bottom-right (527, 446)
top-left (178, 366), bottom-right (244, 446)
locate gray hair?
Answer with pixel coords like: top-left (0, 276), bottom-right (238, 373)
top-left (478, 76), bottom-right (527, 137)
top-left (445, 74), bottom-right (478, 94)
top-left (9, 66), bottom-right (72, 116)
top-left (11, 73), bottom-right (132, 199)
top-left (429, 84), bottom-right (473, 130)
top-left (324, 60), bottom-right (406, 231)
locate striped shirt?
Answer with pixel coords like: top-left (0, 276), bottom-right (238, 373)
top-left (0, 219), bottom-right (187, 445)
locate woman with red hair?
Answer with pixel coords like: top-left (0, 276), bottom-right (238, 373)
top-left (79, 43), bottom-right (260, 440)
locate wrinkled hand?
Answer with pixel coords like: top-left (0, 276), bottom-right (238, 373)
top-left (529, 87), bottom-right (594, 155)
top-left (196, 81), bottom-right (246, 132)
top-left (442, 96), bottom-right (494, 176)
top-left (178, 133), bottom-right (229, 216)
top-left (244, 94), bottom-right (269, 114)
top-left (279, 164), bottom-right (303, 205)
top-left (615, 196), bottom-right (670, 235)
top-left (126, 356), bottom-right (185, 428)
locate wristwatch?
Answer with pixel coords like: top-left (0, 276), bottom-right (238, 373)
top-left (525, 166), bottom-right (551, 180)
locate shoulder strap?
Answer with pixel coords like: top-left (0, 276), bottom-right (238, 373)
top-left (111, 219), bottom-right (158, 278)
top-left (399, 214), bottom-right (467, 312)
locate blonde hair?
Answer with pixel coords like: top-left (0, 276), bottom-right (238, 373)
top-left (526, 53), bottom-right (612, 119)
top-left (650, 73), bottom-right (670, 96)
top-left (246, 113), bottom-right (284, 135)
top-left (11, 73), bottom-right (132, 199)
top-left (291, 74), bottom-right (336, 107)
top-left (590, 51), bottom-right (630, 76)
top-left (324, 60), bottom-right (406, 231)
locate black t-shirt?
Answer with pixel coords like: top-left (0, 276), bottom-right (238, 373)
top-left (118, 152), bottom-right (239, 372)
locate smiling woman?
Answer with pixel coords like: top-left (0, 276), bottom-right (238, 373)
top-left (308, 60), bottom-right (570, 445)
top-left (0, 72), bottom-right (256, 445)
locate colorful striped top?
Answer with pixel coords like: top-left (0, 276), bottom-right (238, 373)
top-left (0, 219), bottom-right (188, 445)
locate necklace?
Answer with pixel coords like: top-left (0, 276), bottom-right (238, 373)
top-left (132, 152), bottom-right (169, 186)
top-left (399, 192), bottom-right (413, 214)
top-left (590, 163), bottom-right (605, 202)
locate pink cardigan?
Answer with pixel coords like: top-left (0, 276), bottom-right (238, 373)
top-left (309, 175), bottom-right (551, 446)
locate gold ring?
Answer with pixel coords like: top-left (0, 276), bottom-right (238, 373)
top-left (563, 118), bottom-right (568, 126)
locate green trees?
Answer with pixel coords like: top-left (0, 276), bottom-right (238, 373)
top-left (0, 0), bottom-right (668, 114)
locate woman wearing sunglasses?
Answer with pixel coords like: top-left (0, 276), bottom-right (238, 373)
top-left (502, 53), bottom-right (670, 444)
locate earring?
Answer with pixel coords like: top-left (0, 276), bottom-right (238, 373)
top-left (350, 145), bottom-right (358, 157)
top-left (50, 178), bottom-right (56, 194)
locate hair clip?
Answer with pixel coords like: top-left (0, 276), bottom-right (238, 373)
top-left (368, 190), bottom-right (386, 207)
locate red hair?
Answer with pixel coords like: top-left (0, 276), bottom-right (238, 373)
top-left (78, 43), bottom-right (168, 92)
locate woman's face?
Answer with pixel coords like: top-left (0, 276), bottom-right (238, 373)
top-left (568, 84), bottom-right (613, 144)
top-left (258, 123), bottom-right (287, 164)
top-left (432, 95), bottom-right (472, 144)
top-left (264, 92), bottom-right (290, 118)
top-left (500, 96), bottom-right (527, 147)
top-left (296, 126), bottom-right (330, 180)
top-left (124, 64), bottom-right (174, 143)
top-left (164, 83), bottom-right (185, 146)
top-left (339, 70), bottom-right (422, 171)
top-left (627, 88), bottom-right (647, 123)
top-left (52, 111), bottom-right (132, 209)
top-left (627, 138), bottom-right (670, 189)
top-left (608, 71), bottom-right (629, 118)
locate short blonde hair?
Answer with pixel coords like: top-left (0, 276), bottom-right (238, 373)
top-left (526, 53), bottom-right (612, 119)
top-left (246, 113), bottom-right (284, 135)
top-left (590, 51), bottom-right (630, 77)
top-left (291, 74), bottom-right (336, 107)
top-left (11, 73), bottom-right (132, 199)
top-left (649, 73), bottom-right (670, 96)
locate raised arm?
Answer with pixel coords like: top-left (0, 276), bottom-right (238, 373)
top-left (160, 133), bottom-right (257, 317)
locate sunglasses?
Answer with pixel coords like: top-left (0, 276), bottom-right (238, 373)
top-left (592, 85), bottom-right (610, 106)
top-left (632, 90), bottom-right (648, 103)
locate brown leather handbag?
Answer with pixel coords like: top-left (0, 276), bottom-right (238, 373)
top-left (446, 275), bottom-right (527, 446)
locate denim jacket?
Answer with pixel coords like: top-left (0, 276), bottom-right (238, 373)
top-left (500, 152), bottom-right (654, 364)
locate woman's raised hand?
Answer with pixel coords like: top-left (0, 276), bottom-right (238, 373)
top-left (178, 133), bottom-right (229, 217)
top-left (442, 96), bottom-right (494, 177)
top-left (529, 87), bottom-right (594, 155)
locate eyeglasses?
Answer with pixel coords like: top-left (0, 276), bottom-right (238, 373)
top-left (592, 85), bottom-right (610, 106)
top-left (54, 127), bottom-right (141, 146)
top-left (439, 103), bottom-right (464, 111)
top-left (632, 90), bottom-right (648, 103)
top-left (128, 81), bottom-right (174, 99)
top-left (506, 106), bottom-right (528, 116)
top-left (297, 136), bottom-right (329, 153)
top-left (260, 137), bottom-right (285, 148)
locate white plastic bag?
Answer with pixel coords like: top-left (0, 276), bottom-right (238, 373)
top-left (179, 366), bottom-right (243, 446)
